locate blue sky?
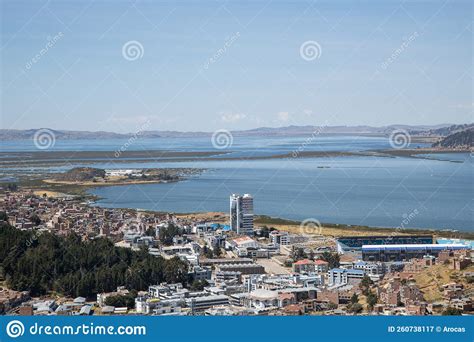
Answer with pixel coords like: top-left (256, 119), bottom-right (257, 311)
top-left (1, 0), bottom-right (472, 132)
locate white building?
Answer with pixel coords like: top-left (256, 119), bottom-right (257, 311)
top-left (230, 193), bottom-right (254, 235)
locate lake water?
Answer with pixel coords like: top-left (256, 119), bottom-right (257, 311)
top-left (3, 135), bottom-right (472, 231)
top-left (89, 155), bottom-right (472, 231)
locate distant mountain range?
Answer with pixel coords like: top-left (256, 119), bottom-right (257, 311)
top-left (0, 124), bottom-right (468, 140)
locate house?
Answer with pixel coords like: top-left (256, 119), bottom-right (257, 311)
top-left (328, 268), bottom-right (365, 286)
top-left (292, 259), bottom-right (316, 273)
top-left (314, 260), bottom-right (329, 273)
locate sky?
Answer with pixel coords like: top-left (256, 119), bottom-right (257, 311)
top-left (1, 0), bottom-right (472, 133)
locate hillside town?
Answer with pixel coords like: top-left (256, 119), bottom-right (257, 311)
top-left (0, 190), bottom-right (472, 316)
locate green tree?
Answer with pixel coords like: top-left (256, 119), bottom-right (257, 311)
top-left (292, 247), bottom-right (306, 261)
top-left (105, 292), bottom-right (137, 309)
top-left (348, 303), bottom-right (363, 313)
top-left (158, 224), bottom-right (181, 246)
top-left (29, 213), bottom-right (41, 226)
top-left (190, 279), bottom-right (208, 291)
top-left (144, 227), bottom-right (155, 237)
top-left (0, 212), bottom-right (8, 222)
top-left (442, 307), bottom-right (463, 315)
top-left (213, 247), bottom-right (222, 258)
top-left (359, 275), bottom-right (373, 296)
top-left (0, 222), bottom-right (190, 298)
top-left (351, 293), bottom-right (359, 304)
top-left (366, 291), bottom-right (378, 310)
top-left (320, 252), bottom-right (340, 269)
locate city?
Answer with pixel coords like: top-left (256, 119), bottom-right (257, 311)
top-left (1, 190), bottom-right (472, 316)
top-left (1, 0), bottom-right (472, 340)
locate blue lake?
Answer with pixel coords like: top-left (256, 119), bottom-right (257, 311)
top-left (3, 135), bottom-right (472, 232)
top-left (90, 154), bottom-right (472, 232)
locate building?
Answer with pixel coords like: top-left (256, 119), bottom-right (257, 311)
top-left (200, 258), bottom-right (253, 267)
top-left (328, 268), bottom-right (365, 286)
top-left (187, 295), bottom-right (230, 311)
top-left (292, 259), bottom-right (328, 274)
top-left (270, 231), bottom-right (290, 245)
top-left (362, 244), bottom-right (470, 262)
top-left (337, 235), bottom-right (434, 253)
top-left (216, 263), bottom-right (265, 275)
top-left (188, 266), bottom-right (212, 281)
top-left (230, 194), bottom-right (254, 235)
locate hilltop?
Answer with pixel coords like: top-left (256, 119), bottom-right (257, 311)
top-left (0, 124), bottom-right (461, 140)
top-left (432, 128), bottom-right (473, 149)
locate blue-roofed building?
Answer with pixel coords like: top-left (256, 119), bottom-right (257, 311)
top-left (336, 235), bottom-right (434, 253)
top-left (362, 244), bottom-right (470, 262)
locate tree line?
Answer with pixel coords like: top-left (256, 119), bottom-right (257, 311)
top-left (0, 222), bottom-right (189, 298)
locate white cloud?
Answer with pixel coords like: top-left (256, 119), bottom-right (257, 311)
top-left (220, 112), bottom-right (247, 123)
top-left (277, 111), bottom-right (290, 122)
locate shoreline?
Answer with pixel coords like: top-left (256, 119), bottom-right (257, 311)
top-left (3, 184), bottom-right (473, 239)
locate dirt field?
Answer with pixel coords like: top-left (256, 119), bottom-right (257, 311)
top-left (256, 258), bottom-right (291, 275)
top-left (413, 264), bottom-right (474, 302)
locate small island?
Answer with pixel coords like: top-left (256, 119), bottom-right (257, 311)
top-left (43, 167), bottom-right (202, 186)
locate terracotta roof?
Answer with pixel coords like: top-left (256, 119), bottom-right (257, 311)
top-left (314, 259), bottom-right (328, 265)
top-left (294, 259), bottom-right (313, 265)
